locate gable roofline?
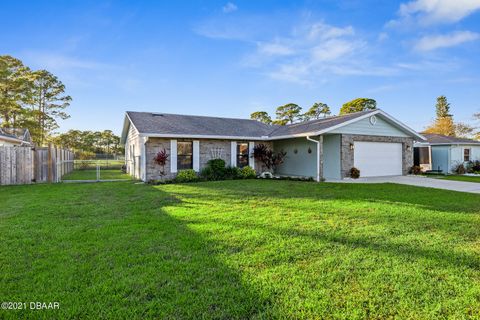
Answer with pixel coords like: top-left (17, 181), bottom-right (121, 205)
top-left (121, 108), bottom-right (425, 142)
top-left (121, 112), bottom-right (141, 144)
top-left (0, 128), bottom-right (32, 145)
top-left (266, 109), bottom-right (426, 141)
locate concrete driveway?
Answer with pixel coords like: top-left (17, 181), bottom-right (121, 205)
top-left (332, 175), bottom-right (480, 194)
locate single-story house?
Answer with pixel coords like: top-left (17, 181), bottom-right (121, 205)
top-left (0, 128), bottom-right (32, 147)
top-left (414, 133), bottom-right (480, 173)
top-left (120, 109), bottom-right (425, 181)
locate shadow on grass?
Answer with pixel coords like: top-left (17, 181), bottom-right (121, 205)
top-left (195, 215), bottom-right (480, 271)
top-left (0, 182), bottom-right (270, 319)
top-left (188, 179), bottom-right (480, 214)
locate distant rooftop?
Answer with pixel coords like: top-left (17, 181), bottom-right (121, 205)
top-left (422, 133), bottom-right (480, 145)
top-left (0, 127), bottom-right (31, 143)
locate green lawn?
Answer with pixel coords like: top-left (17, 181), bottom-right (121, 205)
top-left (62, 169), bottom-right (131, 180)
top-left (1, 180), bottom-right (479, 319)
top-left (440, 175), bottom-right (480, 183)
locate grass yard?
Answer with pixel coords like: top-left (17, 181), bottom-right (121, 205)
top-left (1, 180), bottom-right (479, 319)
top-left (440, 175), bottom-right (480, 183)
top-left (62, 169), bottom-right (131, 181)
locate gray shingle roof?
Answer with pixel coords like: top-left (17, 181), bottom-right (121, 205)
top-left (422, 133), bottom-right (480, 145)
top-left (125, 109), bottom-right (402, 140)
top-left (127, 112), bottom-right (275, 137)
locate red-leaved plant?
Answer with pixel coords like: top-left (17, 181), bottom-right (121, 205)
top-left (154, 149), bottom-right (169, 175)
top-left (252, 144), bottom-right (286, 172)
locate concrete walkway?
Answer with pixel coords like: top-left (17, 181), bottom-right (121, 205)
top-left (331, 175), bottom-right (480, 194)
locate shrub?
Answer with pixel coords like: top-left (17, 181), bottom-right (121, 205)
top-left (224, 166), bottom-right (241, 180)
top-left (200, 167), bottom-right (214, 180)
top-left (240, 166), bottom-right (256, 179)
top-left (153, 149), bottom-right (169, 175)
top-left (252, 144), bottom-right (287, 172)
top-left (409, 165), bottom-right (422, 175)
top-left (472, 160), bottom-right (480, 173)
top-left (350, 167), bottom-right (360, 179)
top-left (175, 169), bottom-right (198, 183)
top-left (453, 163), bottom-right (466, 174)
top-left (205, 158), bottom-right (226, 180)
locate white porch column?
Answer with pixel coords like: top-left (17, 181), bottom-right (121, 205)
top-left (231, 141), bottom-right (237, 167)
top-left (170, 139), bottom-right (177, 173)
top-left (141, 137), bottom-right (148, 181)
top-left (248, 141), bottom-right (255, 169)
top-left (193, 140), bottom-right (200, 172)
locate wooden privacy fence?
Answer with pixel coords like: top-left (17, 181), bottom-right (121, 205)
top-left (0, 145), bottom-right (74, 186)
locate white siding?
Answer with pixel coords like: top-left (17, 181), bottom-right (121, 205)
top-left (125, 124), bottom-right (142, 179)
top-left (330, 116), bottom-right (409, 137)
top-left (451, 145), bottom-right (480, 164)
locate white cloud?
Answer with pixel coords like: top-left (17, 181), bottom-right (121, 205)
top-left (390, 0), bottom-right (480, 26)
top-left (414, 30), bottom-right (480, 51)
top-left (257, 42), bottom-right (295, 56)
top-left (222, 2), bottom-right (238, 13)
top-left (248, 22), bottom-right (371, 83)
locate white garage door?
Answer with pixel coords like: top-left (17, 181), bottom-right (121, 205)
top-left (354, 141), bottom-right (402, 177)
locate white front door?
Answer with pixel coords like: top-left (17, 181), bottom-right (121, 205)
top-left (354, 141), bottom-right (403, 177)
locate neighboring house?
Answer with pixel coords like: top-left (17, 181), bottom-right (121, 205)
top-left (120, 109), bottom-right (424, 181)
top-left (414, 133), bottom-right (480, 173)
top-left (0, 128), bottom-right (32, 147)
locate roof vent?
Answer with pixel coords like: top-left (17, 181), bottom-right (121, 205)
top-left (152, 113), bottom-right (164, 117)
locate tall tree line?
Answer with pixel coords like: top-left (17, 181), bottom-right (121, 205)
top-left (250, 98), bottom-right (376, 125)
top-left (52, 130), bottom-right (123, 157)
top-left (0, 55), bottom-right (71, 146)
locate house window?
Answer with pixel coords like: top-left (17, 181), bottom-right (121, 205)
top-left (237, 143), bottom-right (249, 168)
top-left (464, 148), bottom-right (471, 162)
top-left (418, 147), bottom-right (430, 165)
top-left (177, 141), bottom-right (193, 170)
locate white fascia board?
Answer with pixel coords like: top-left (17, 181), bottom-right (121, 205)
top-left (0, 136), bottom-right (24, 144)
top-left (140, 133), bottom-right (268, 141)
top-left (375, 110), bottom-right (426, 141)
top-left (121, 112), bottom-right (141, 145)
top-left (138, 109), bottom-right (425, 142)
top-left (310, 110), bottom-right (425, 141)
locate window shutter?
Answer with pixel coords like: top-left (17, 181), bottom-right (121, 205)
top-left (231, 141), bottom-right (237, 167)
top-left (248, 142), bottom-right (255, 170)
top-left (170, 139), bottom-right (177, 173)
top-left (193, 140), bottom-right (200, 172)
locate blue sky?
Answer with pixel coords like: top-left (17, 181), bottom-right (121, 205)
top-left (1, 0), bottom-right (479, 134)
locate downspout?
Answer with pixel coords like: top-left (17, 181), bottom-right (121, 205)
top-left (306, 136), bottom-right (320, 182)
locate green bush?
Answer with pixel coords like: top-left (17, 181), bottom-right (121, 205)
top-left (201, 159), bottom-right (226, 180)
top-left (224, 166), bottom-right (241, 179)
top-left (175, 169), bottom-right (198, 183)
top-left (200, 167), bottom-right (214, 180)
top-left (240, 166), bottom-right (256, 179)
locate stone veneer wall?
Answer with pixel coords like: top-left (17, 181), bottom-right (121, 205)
top-left (145, 138), bottom-right (272, 181)
top-left (340, 134), bottom-right (414, 177)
